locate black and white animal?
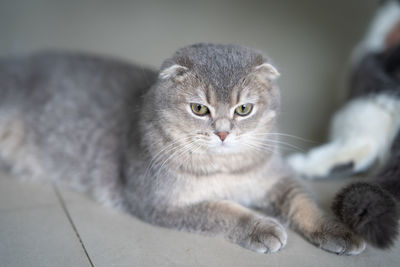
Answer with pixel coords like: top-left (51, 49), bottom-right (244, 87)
top-left (288, 0), bottom-right (400, 248)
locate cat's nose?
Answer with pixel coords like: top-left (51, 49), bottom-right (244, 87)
top-left (215, 131), bottom-right (229, 142)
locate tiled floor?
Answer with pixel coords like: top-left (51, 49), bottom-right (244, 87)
top-left (1, 173), bottom-right (399, 267)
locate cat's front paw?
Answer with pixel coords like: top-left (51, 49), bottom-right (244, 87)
top-left (237, 218), bottom-right (287, 253)
top-left (309, 219), bottom-right (366, 255)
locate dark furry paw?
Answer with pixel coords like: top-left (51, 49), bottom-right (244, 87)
top-left (332, 182), bottom-right (399, 248)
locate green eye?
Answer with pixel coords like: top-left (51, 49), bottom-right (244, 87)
top-left (190, 103), bottom-right (209, 116)
top-left (235, 104), bottom-right (253, 116)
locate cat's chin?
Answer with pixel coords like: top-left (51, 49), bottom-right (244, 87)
top-left (208, 143), bottom-right (239, 154)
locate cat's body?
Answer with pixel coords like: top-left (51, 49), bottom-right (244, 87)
top-left (0, 44), bottom-right (364, 254)
top-left (288, 0), bottom-right (400, 248)
top-left (0, 52), bottom-right (157, 208)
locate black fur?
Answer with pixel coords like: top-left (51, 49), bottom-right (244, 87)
top-left (350, 43), bottom-right (400, 99)
top-left (378, 133), bottom-right (400, 201)
top-left (332, 181), bottom-right (399, 248)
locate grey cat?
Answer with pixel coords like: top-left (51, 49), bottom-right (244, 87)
top-left (0, 43), bottom-right (364, 254)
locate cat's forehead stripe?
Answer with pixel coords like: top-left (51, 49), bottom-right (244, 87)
top-left (205, 86), bottom-right (212, 104)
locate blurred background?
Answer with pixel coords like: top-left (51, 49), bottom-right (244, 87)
top-left (0, 0), bottom-right (378, 152)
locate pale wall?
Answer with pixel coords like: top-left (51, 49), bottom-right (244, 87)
top-left (0, 0), bottom-right (378, 152)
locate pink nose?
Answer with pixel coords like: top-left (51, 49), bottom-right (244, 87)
top-left (216, 131), bottom-right (229, 141)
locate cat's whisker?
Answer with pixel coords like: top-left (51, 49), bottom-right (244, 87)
top-left (145, 136), bottom-right (194, 172)
top-left (245, 142), bottom-right (275, 152)
top-left (263, 141), bottom-right (304, 152)
top-left (150, 134), bottom-right (198, 156)
top-left (151, 144), bottom-right (191, 177)
top-left (243, 137), bottom-right (301, 153)
top-left (145, 136), bottom-right (198, 177)
top-left (148, 136), bottom-right (194, 165)
top-left (267, 133), bottom-right (316, 143)
top-left (242, 138), bottom-right (275, 150)
top-left (149, 141), bottom-right (194, 172)
top-left (154, 139), bottom-right (200, 177)
top-left (154, 146), bottom-right (196, 178)
top-left (241, 141), bottom-right (274, 154)
top-left (178, 142), bottom-right (203, 171)
top-left (255, 141), bottom-right (304, 152)
top-left (242, 132), bottom-right (316, 144)
top-left (245, 136), bottom-right (305, 152)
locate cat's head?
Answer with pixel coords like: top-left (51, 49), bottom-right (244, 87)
top-left (145, 43), bottom-right (280, 170)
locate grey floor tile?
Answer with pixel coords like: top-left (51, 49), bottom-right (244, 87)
top-left (60, 185), bottom-right (400, 267)
top-left (0, 174), bottom-right (56, 211)
top-left (2, 173), bottom-right (399, 267)
top-left (0, 176), bottom-right (92, 267)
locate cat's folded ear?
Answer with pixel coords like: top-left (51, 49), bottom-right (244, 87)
top-left (159, 64), bottom-right (189, 82)
top-left (252, 63), bottom-right (280, 82)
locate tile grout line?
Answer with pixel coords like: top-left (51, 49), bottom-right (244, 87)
top-left (52, 184), bottom-right (95, 267)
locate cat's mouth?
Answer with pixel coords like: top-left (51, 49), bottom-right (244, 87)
top-left (208, 141), bottom-right (238, 154)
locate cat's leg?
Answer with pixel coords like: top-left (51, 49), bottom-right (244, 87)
top-left (288, 138), bottom-right (378, 179)
top-left (288, 96), bottom-right (399, 179)
top-left (148, 200), bottom-right (287, 253)
top-left (260, 177), bottom-right (366, 255)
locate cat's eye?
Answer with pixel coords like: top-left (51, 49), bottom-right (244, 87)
top-left (235, 104), bottom-right (253, 116)
top-left (190, 103), bottom-right (209, 116)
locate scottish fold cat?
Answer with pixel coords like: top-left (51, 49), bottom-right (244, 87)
top-left (0, 43), bottom-right (364, 254)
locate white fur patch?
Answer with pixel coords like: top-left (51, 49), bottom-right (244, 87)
top-left (287, 94), bottom-right (400, 178)
top-left (352, 0), bottom-right (400, 63)
top-left (159, 64), bottom-right (188, 80)
top-left (170, 164), bottom-right (280, 207)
